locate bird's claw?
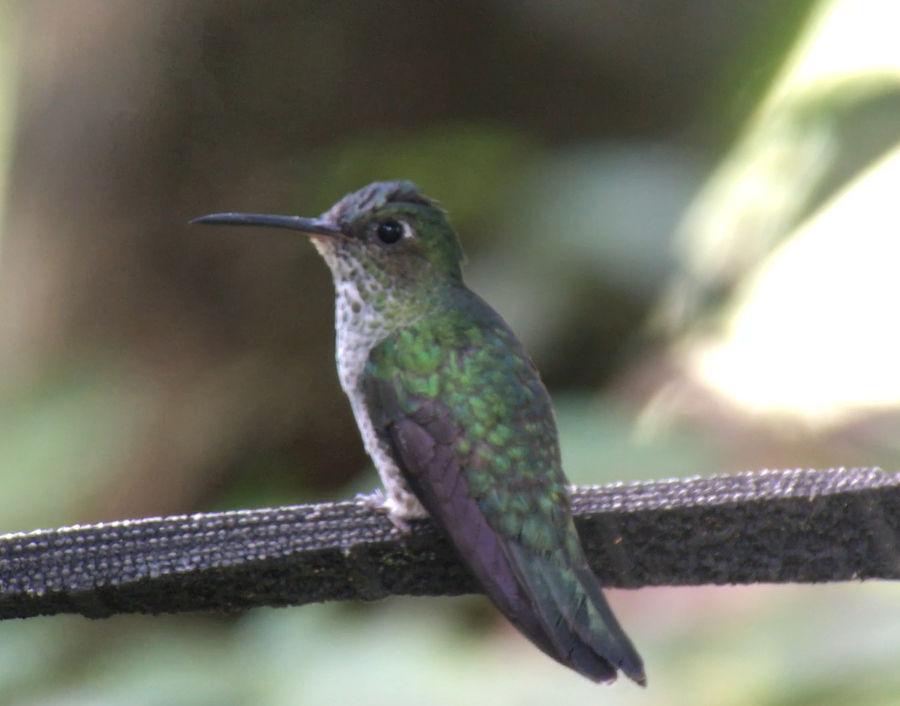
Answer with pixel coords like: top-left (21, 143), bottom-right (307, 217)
top-left (356, 489), bottom-right (427, 532)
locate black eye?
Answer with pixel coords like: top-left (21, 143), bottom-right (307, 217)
top-left (377, 220), bottom-right (404, 244)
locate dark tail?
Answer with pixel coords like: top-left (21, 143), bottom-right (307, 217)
top-left (506, 543), bottom-right (645, 685)
top-left (386, 418), bottom-right (644, 683)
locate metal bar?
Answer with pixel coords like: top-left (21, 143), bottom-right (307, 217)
top-left (0, 467), bottom-right (897, 621)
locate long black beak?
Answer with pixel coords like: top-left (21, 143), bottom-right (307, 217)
top-left (190, 213), bottom-right (342, 238)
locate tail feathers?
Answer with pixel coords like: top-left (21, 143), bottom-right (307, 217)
top-left (508, 544), bottom-right (646, 686)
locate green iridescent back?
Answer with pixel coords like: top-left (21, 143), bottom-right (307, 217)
top-left (364, 284), bottom-right (579, 558)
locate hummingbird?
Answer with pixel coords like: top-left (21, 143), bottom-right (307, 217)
top-left (192, 181), bottom-right (645, 685)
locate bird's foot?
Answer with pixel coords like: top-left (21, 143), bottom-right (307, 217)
top-left (357, 488), bottom-right (428, 532)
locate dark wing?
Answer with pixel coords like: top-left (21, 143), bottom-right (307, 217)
top-left (362, 299), bottom-right (644, 684)
top-left (386, 403), bottom-right (560, 661)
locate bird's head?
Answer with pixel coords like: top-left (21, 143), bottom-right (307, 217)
top-left (192, 181), bottom-right (465, 291)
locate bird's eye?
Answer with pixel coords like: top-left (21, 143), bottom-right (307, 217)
top-left (377, 220), bottom-right (404, 245)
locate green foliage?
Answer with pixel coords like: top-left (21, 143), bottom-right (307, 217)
top-left (0, 367), bottom-right (135, 534)
top-left (306, 123), bottom-right (536, 228)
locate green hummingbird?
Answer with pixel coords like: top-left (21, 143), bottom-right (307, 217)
top-left (192, 181), bottom-right (645, 685)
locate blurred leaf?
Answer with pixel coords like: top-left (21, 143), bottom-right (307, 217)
top-left (664, 0), bottom-right (900, 335)
top-left (685, 141), bottom-right (900, 428)
top-left (707, 0), bottom-right (818, 136)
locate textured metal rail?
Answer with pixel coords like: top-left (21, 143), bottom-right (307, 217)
top-left (0, 467), bottom-right (897, 620)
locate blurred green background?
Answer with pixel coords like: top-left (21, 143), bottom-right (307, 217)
top-left (3, 0), bottom-right (900, 704)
